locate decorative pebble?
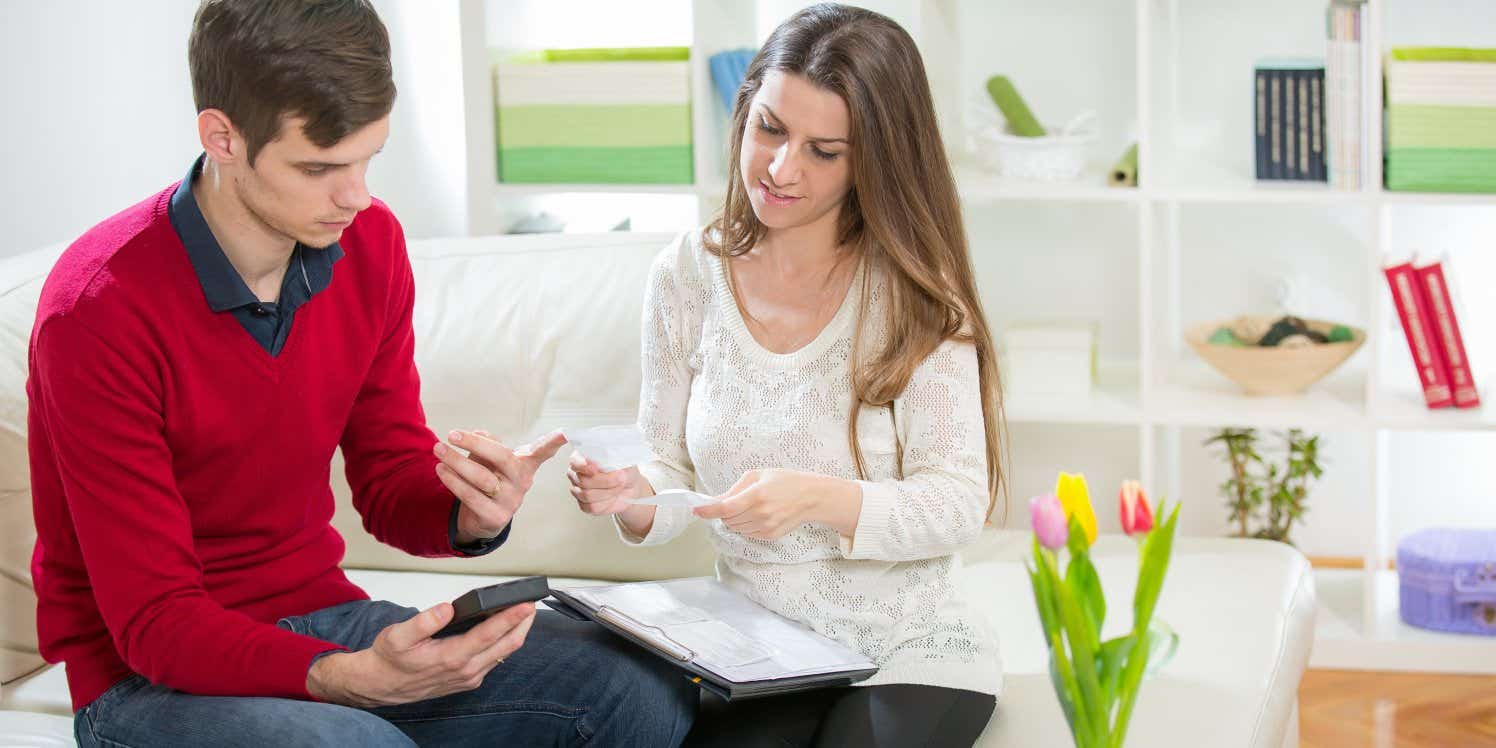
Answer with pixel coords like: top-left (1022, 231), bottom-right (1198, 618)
top-left (1258, 318), bottom-right (1303, 347)
top-left (1208, 327), bottom-right (1246, 347)
top-left (1231, 316), bottom-right (1270, 344)
top-left (1278, 334), bottom-right (1315, 349)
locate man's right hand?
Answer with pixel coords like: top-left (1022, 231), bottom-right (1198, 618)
top-left (306, 600), bottom-right (536, 708)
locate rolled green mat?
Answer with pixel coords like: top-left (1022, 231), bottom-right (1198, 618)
top-left (1110, 143), bottom-right (1139, 186)
top-left (985, 75), bottom-right (1045, 136)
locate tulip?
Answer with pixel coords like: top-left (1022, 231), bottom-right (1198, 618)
top-left (1119, 480), bottom-right (1155, 537)
top-left (1055, 472), bottom-right (1098, 545)
top-left (1029, 493), bottom-right (1069, 550)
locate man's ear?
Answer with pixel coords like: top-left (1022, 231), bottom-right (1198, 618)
top-left (197, 108), bottom-right (238, 166)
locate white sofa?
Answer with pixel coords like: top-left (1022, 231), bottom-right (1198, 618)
top-left (0, 232), bottom-right (1315, 746)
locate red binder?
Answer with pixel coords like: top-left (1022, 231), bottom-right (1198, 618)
top-left (1384, 260), bottom-right (1454, 409)
top-left (1414, 257), bottom-right (1481, 409)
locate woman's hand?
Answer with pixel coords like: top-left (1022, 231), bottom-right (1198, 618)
top-left (694, 469), bottom-right (862, 541)
top-left (567, 455), bottom-right (659, 538)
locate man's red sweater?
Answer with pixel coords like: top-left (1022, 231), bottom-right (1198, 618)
top-left (27, 185), bottom-right (464, 711)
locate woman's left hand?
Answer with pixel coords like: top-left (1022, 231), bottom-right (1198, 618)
top-left (694, 469), bottom-right (861, 541)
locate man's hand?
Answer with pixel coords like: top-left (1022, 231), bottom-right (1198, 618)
top-left (435, 429), bottom-right (567, 546)
top-left (693, 469), bottom-right (862, 541)
top-left (306, 600), bottom-right (536, 708)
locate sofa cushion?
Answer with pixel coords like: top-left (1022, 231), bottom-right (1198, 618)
top-left (0, 711), bottom-right (74, 746)
top-left (0, 244), bottom-right (65, 685)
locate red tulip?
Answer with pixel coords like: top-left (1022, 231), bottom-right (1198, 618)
top-left (1119, 480), bottom-right (1154, 537)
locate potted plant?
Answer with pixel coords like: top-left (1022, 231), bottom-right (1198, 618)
top-left (1205, 428), bottom-right (1324, 546)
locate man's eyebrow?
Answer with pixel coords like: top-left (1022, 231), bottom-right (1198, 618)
top-left (292, 147), bottom-right (384, 168)
top-left (760, 105), bottom-right (849, 144)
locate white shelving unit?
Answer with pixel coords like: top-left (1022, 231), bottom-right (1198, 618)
top-left (458, 0), bottom-right (1496, 673)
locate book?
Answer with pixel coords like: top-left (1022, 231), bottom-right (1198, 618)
top-left (1326, 0), bottom-right (1366, 189)
top-left (1413, 257), bottom-right (1481, 408)
top-left (547, 578), bottom-right (878, 700)
top-left (1308, 68), bottom-right (1326, 180)
top-left (1383, 260), bottom-right (1454, 408)
top-left (1284, 71), bottom-right (1298, 179)
top-left (1255, 68), bottom-right (1270, 179)
top-left (1254, 60), bottom-right (1326, 181)
top-left (1269, 70), bottom-right (1284, 179)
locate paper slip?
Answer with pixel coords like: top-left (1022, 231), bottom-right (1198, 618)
top-left (628, 489), bottom-right (720, 508)
top-left (666, 620), bottom-right (774, 668)
top-left (562, 424), bottom-right (654, 472)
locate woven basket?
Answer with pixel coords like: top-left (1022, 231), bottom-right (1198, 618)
top-left (1185, 316), bottom-right (1365, 396)
top-left (974, 121), bottom-right (1097, 182)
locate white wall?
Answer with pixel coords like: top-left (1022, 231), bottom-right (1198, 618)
top-left (1, 1), bottom-right (201, 255)
top-left (0, 0), bottom-right (471, 257)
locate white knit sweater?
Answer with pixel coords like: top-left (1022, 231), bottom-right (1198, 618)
top-left (618, 231), bottom-right (1002, 696)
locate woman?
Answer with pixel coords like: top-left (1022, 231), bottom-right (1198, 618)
top-left (567, 4), bottom-right (1006, 745)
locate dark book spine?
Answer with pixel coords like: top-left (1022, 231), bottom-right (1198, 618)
top-left (1296, 69), bottom-right (1312, 180)
top-left (1310, 68), bottom-right (1326, 181)
top-left (1255, 69), bottom-right (1269, 179)
top-left (1284, 71), bottom-right (1298, 180)
top-left (1269, 70), bottom-right (1283, 179)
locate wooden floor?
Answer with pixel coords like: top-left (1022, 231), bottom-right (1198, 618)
top-left (1300, 669), bottom-right (1496, 747)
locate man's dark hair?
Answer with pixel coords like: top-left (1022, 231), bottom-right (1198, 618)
top-left (189, 0), bottom-right (397, 165)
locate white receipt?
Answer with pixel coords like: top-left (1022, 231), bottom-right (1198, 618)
top-left (628, 489), bottom-right (721, 508)
top-left (666, 620), bottom-right (774, 668)
top-left (562, 424), bottom-right (655, 472)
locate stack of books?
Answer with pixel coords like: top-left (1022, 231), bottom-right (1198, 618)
top-left (493, 47), bottom-right (693, 184)
top-left (1253, 58), bottom-right (1327, 182)
top-left (1383, 256), bottom-right (1481, 410)
top-left (1385, 47), bottom-right (1496, 194)
top-left (1325, 0), bottom-right (1367, 189)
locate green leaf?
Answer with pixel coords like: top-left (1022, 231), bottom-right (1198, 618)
top-left (1133, 502), bottom-right (1180, 633)
top-left (1048, 643), bottom-right (1084, 745)
top-left (1048, 631), bottom-right (1095, 748)
top-left (1113, 503), bottom-right (1182, 747)
top-left (1067, 549), bottom-right (1106, 638)
top-left (1066, 514), bottom-right (1090, 557)
top-left (1043, 551), bottom-right (1109, 745)
top-left (1097, 634), bottom-right (1132, 709)
top-left (1028, 540), bottom-right (1061, 645)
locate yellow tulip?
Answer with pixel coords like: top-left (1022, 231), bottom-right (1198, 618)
top-left (1055, 472), bottom-right (1098, 545)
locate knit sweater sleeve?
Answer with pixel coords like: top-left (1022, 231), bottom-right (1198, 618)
top-left (841, 340), bottom-right (992, 562)
top-left (338, 222), bottom-right (464, 558)
top-left (31, 314), bottom-right (343, 700)
top-left (618, 234), bottom-right (701, 546)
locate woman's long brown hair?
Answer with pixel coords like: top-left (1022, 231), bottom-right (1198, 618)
top-left (704, 2), bottom-right (1008, 519)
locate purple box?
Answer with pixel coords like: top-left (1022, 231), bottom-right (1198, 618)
top-left (1398, 528), bottom-right (1496, 636)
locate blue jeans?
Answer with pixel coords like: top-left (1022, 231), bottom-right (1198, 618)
top-left (73, 600), bottom-right (697, 747)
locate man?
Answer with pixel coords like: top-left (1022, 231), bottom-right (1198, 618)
top-left (26, 1), bottom-right (696, 745)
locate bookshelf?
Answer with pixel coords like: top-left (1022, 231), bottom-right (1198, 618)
top-left (458, 0), bottom-right (1496, 673)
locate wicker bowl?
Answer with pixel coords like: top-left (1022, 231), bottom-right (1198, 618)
top-left (1185, 316), bottom-right (1366, 396)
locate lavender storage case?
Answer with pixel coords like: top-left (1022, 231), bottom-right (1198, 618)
top-left (1398, 528), bottom-right (1496, 636)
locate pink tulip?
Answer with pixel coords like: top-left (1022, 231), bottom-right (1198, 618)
top-left (1030, 493), bottom-right (1069, 550)
top-left (1119, 480), bottom-right (1154, 537)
